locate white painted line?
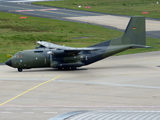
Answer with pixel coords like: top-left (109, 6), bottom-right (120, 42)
top-left (1, 112), bottom-right (12, 113)
top-left (2, 105), bottom-right (160, 108)
top-left (5, 108), bottom-right (22, 110)
top-left (60, 109), bottom-right (79, 111)
top-left (14, 8), bottom-right (58, 12)
top-left (22, 112), bottom-right (34, 113)
top-left (33, 108), bottom-right (50, 110)
top-left (56, 80), bottom-right (160, 89)
top-left (43, 112), bottom-right (58, 114)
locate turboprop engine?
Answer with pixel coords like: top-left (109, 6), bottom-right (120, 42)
top-left (47, 49), bottom-right (84, 69)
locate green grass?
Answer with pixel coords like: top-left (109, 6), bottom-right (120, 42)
top-left (0, 12), bottom-right (159, 63)
top-left (0, 12), bottom-right (121, 62)
top-left (33, 0), bottom-right (160, 18)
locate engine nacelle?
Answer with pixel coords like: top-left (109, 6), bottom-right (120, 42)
top-left (50, 61), bottom-right (84, 68)
top-left (52, 50), bottom-right (66, 57)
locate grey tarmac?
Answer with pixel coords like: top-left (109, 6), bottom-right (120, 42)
top-left (1, 0), bottom-right (160, 119)
top-left (1, 51), bottom-right (160, 120)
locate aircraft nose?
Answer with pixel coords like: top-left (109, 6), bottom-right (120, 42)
top-left (5, 59), bottom-right (12, 67)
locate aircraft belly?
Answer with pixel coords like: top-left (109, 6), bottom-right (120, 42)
top-left (51, 61), bottom-right (84, 68)
top-left (83, 54), bottom-right (102, 65)
top-left (51, 55), bottom-right (84, 68)
top-left (102, 45), bottom-right (130, 58)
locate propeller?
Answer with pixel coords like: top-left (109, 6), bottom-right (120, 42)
top-left (47, 50), bottom-right (53, 66)
top-left (6, 54), bottom-right (13, 58)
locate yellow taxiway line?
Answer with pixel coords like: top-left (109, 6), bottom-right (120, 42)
top-left (0, 75), bottom-right (61, 106)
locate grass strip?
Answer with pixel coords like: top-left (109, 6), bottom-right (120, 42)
top-left (0, 12), bottom-right (159, 63)
top-left (33, 0), bottom-right (160, 19)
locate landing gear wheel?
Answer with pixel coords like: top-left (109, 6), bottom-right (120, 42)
top-left (58, 67), bottom-right (62, 70)
top-left (71, 67), bottom-right (77, 70)
top-left (18, 68), bottom-right (23, 72)
top-left (64, 67), bottom-right (70, 70)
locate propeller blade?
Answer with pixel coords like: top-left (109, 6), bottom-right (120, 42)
top-left (6, 54), bottom-right (13, 58)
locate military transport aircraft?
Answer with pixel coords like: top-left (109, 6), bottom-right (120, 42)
top-left (6, 16), bottom-right (150, 72)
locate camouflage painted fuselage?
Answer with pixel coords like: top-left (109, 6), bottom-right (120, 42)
top-left (6, 44), bottom-right (137, 69)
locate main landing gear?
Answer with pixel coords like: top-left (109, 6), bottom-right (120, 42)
top-left (58, 67), bottom-right (77, 70)
top-left (18, 68), bottom-right (23, 72)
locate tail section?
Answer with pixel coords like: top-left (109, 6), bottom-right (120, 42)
top-left (90, 16), bottom-right (149, 48)
top-left (111, 16), bottom-right (146, 46)
top-left (123, 16), bottom-right (146, 45)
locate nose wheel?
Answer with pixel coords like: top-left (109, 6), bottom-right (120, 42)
top-left (18, 68), bottom-right (23, 72)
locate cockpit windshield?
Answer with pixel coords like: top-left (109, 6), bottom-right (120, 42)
top-left (14, 52), bottom-right (22, 58)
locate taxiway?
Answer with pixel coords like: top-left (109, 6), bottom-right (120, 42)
top-left (1, 0), bottom-right (160, 119)
top-left (1, 51), bottom-right (160, 120)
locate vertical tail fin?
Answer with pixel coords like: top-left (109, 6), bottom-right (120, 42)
top-left (90, 16), bottom-right (148, 47)
top-left (121, 16), bottom-right (146, 45)
top-left (110, 16), bottom-right (146, 46)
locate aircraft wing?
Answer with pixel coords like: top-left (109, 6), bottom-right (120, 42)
top-left (37, 41), bottom-right (99, 52)
top-left (37, 41), bottom-right (74, 49)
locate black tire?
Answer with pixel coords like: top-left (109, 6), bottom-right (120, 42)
top-left (64, 67), bottom-right (70, 70)
top-left (71, 67), bottom-right (77, 70)
top-left (58, 67), bottom-right (62, 70)
top-left (18, 68), bottom-right (23, 72)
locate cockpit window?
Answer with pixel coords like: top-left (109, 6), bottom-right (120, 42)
top-left (14, 52), bottom-right (23, 58)
top-left (16, 54), bottom-right (23, 58)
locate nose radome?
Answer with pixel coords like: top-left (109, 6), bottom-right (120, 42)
top-left (5, 59), bottom-right (12, 67)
